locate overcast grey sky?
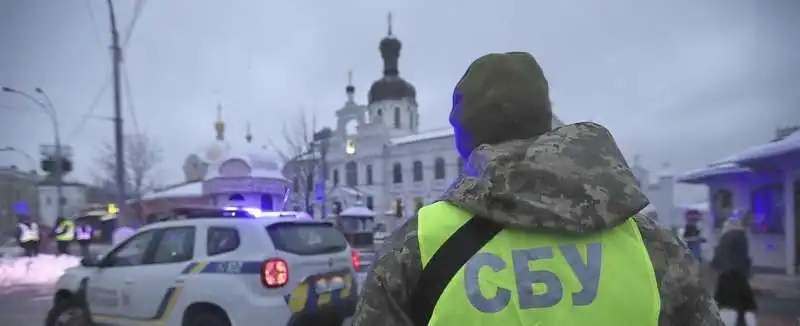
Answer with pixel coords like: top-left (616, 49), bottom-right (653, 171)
top-left (1, 0), bottom-right (798, 203)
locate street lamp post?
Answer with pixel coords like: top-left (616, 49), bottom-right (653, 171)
top-left (1, 86), bottom-right (65, 220)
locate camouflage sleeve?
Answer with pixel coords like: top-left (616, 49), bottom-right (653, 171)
top-left (633, 214), bottom-right (724, 326)
top-left (352, 218), bottom-right (421, 326)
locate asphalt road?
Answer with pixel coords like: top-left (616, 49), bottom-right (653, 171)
top-left (2, 284), bottom-right (797, 326)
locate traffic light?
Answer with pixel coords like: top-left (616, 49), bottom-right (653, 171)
top-left (107, 203), bottom-right (119, 214)
top-left (41, 156), bottom-right (73, 174)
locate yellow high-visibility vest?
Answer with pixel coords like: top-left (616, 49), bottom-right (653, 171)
top-left (417, 201), bottom-right (660, 326)
top-left (55, 220), bottom-right (75, 241)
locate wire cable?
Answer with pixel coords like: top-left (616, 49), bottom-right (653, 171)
top-left (84, 0), bottom-right (105, 49)
top-left (66, 74), bottom-right (111, 141)
top-left (121, 63), bottom-right (141, 135)
top-left (69, 0), bottom-right (148, 140)
top-left (123, 0), bottom-right (148, 48)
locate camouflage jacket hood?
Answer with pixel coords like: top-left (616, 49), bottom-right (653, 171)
top-left (441, 122), bottom-right (649, 234)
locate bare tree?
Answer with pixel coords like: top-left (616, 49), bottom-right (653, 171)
top-left (94, 133), bottom-right (163, 220)
top-left (274, 109), bottom-right (318, 213)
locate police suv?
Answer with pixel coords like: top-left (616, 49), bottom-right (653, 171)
top-left (46, 208), bottom-right (361, 326)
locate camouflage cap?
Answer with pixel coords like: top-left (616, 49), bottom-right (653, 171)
top-left (451, 52), bottom-right (552, 148)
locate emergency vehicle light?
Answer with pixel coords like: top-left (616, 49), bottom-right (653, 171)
top-left (223, 206), bottom-right (310, 219)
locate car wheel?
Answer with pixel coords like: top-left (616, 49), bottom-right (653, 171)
top-left (44, 297), bottom-right (91, 326)
top-left (184, 310), bottom-right (231, 326)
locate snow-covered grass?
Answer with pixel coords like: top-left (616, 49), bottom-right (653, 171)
top-left (0, 255), bottom-right (81, 287)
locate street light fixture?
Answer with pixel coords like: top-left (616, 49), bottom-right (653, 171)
top-left (1, 85), bottom-right (65, 220)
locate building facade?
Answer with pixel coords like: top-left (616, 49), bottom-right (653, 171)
top-left (677, 127), bottom-right (799, 274)
top-left (284, 22), bottom-right (564, 230)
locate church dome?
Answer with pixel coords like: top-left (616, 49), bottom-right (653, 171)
top-left (195, 139), bottom-right (231, 164)
top-left (369, 15), bottom-right (416, 105)
top-left (240, 144), bottom-right (283, 174)
top-left (205, 144), bottom-right (285, 181)
top-left (368, 76), bottom-right (416, 104)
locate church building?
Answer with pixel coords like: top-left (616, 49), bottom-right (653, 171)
top-left (285, 16), bottom-right (564, 229)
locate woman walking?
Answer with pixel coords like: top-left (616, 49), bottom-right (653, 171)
top-left (711, 216), bottom-right (757, 326)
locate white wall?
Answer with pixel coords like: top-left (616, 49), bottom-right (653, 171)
top-left (37, 185), bottom-right (87, 226)
top-left (386, 136), bottom-right (458, 219)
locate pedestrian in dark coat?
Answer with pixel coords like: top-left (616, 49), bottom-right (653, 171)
top-left (711, 216), bottom-right (757, 326)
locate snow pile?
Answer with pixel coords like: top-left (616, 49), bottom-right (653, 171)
top-left (0, 255), bottom-right (81, 286)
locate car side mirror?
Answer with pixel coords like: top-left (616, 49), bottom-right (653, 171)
top-left (80, 257), bottom-right (97, 267)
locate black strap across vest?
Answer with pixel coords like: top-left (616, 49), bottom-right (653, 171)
top-left (409, 216), bottom-right (504, 326)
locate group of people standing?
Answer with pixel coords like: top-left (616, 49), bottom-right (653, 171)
top-left (14, 214), bottom-right (96, 258)
top-left (682, 210), bottom-right (757, 326)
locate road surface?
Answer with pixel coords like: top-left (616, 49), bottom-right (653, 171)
top-left (2, 284), bottom-right (798, 326)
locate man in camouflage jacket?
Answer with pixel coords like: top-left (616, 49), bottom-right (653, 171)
top-left (352, 52), bottom-right (723, 326)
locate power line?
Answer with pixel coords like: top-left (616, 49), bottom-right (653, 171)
top-left (67, 74), bottom-right (111, 141)
top-left (68, 0), bottom-right (148, 140)
top-left (123, 0), bottom-right (147, 48)
top-left (84, 0), bottom-right (105, 49)
top-left (121, 63), bottom-right (141, 135)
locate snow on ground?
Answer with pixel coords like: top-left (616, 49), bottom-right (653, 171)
top-left (0, 255), bottom-right (80, 287)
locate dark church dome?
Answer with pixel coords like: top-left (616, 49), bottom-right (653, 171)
top-left (368, 20), bottom-right (416, 105)
top-left (368, 76), bottom-right (416, 104)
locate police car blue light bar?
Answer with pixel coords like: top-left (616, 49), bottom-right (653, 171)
top-left (222, 207), bottom-right (311, 219)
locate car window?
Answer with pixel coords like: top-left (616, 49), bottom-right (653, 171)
top-left (207, 227), bottom-right (240, 256)
top-left (151, 227), bottom-right (195, 264)
top-left (267, 222), bottom-right (348, 255)
top-left (105, 230), bottom-right (157, 267)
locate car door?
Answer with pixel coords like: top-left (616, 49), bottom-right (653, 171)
top-left (123, 226), bottom-right (197, 321)
top-left (85, 229), bottom-right (158, 319)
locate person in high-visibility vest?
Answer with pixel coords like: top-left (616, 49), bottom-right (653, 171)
top-left (75, 221), bottom-right (95, 258)
top-left (15, 214), bottom-right (41, 257)
top-left (353, 53), bottom-right (724, 326)
top-left (52, 217), bottom-right (75, 255)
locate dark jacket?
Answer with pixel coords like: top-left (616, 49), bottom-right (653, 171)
top-left (711, 229), bottom-right (751, 274)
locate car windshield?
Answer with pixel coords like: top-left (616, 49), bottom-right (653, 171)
top-left (266, 222), bottom-right (348, 255)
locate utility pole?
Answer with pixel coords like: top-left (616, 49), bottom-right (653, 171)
top-left (107, 0), bottom-right (128, 227)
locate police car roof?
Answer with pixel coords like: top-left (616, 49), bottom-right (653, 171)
top-left (140, 213), bottom-right (331, 231)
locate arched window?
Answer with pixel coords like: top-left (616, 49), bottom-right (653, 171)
top-left (345, 161), bottom-right (358, 187)
top-left (365, 164), bottom-right (373, 185)
top-left (413, 161), bottom-right (423, 182)
top-left (434, 157), bottom-right (446, 180)
top-left (332, 169), bottom-right (340, 186)
top-left (229, 193), bottom-right (244, 201)
top-left (292, 177), bottom-right (299, 192)
top-left (409, 112), bottom-right (414, 131)
top-left (392, 163), bottom-right (403, 184)
top-left (394, 107), bottom-right (401, 128)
